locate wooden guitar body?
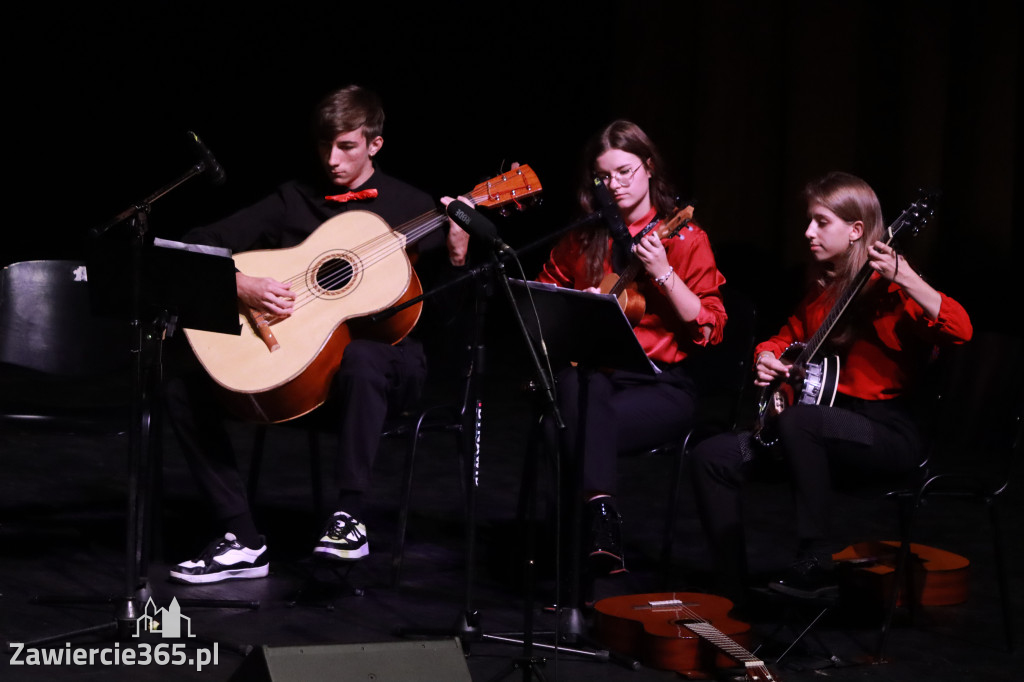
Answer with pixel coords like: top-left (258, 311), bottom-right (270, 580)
top-left (834, 540), bottom-right (969, 609)
top-left (183, 164), bottom-right (543, 424)
top-left (184, 211), bottom-right (419, 423)
top-left (598, 272), bottom-right (646, 325)
top-left (593, 592), bottom-right (776, 679)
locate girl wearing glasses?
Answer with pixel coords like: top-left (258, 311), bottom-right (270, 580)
top-left (537, 120), bottom-right (727, 577)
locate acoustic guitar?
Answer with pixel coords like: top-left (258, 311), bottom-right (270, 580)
top-left (183, 165), bottom-right (541, 423)
top-left (598, 204), bottom-right (695, 326)
top-left (593, 592), bottom-right (778, 680)
top-left (752, 191), bottom-right (936, 447)
top-left (833, 540), bottom-right (969, 608)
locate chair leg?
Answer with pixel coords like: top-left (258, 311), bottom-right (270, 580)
top-left (990, 500), bottom-right (1015, 652)
top-left (660, 438), bottom-right (687, 577)
top-left (876, 494), bottom-right (918, 661)
top-left (391, 416), bottom-right (423, 587)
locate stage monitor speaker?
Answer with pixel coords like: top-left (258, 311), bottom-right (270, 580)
top-left (229, 638), bottom-right (472, 681)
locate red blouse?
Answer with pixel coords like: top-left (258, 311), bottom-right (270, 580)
top-left (538, 208), bottom-right (727, 365)
top-left (755, 274), bottom-right (973, 400)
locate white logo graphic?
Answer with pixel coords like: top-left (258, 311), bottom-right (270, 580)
top-left (72, 265), bottom-right (88, 282)
top-left (133, 598), bottom-right (194, 638)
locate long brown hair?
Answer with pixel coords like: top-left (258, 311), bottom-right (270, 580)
top-left (574, 120), bottom-right (679, 286)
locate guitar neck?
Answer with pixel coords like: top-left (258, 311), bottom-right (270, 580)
top-left (684, 622), bottom-right (776, 680)
top-left (800, 216), bottom-right (909, 363)
top-left (392, 193), bottom-right (488, 247)
top-left (800, 261), bottom-right (875, 363)
top-left (395, 166), bottom-right (541, 247)
top-left (684, 622), bottom-right (760, 664)
top-left (607, 206), bottom-right (694, 297)
top-left (609, 259), bottom-right (643, 296)
top-left (395, 209), bottom-right (449, 246)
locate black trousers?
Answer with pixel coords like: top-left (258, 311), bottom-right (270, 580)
top-left (687, 397), bottom-right (922, 597)
top-left (162, 337), bottom-right (427, 527)
top-left (554, 364), bottom-right (698, 497)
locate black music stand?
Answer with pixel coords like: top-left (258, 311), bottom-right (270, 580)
top-left (507, 280), bottom-right (657, 377)
top-left (504, 279), bottom-right (655, 667)
top-left (25, 229), bottom-right (255, 652)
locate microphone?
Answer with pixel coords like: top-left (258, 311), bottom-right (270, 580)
top-left (187, 130), bottom-right (226, 186)
top-left (590, 176), bottom-right (630, 243)
top-left (445, 199), bottom-right (513, 253)
top-left (590, 176), bottom-right (632, 270)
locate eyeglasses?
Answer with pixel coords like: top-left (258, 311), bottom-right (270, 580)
top-left (596, 164), bottom-right (644, 188)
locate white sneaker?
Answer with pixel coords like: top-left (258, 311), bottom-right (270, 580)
top-left (313, 511), bottom-right (369, 561)
top-left (169, 533), bottom-right (269, 584)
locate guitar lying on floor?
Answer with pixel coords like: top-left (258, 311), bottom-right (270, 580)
top-left (184, 165), bottom-right (541, 423)
top-left (752, 191), bottom-right (936, 447)
top-left (593, 592), bottom-right (778, 680)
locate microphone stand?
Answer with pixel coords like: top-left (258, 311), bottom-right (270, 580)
top-left (27, 155), bottom-right (256, 654)
top-left (376, 255), bottom-right (499, 642)
top-left (388, 242), bottom-right (622, 681)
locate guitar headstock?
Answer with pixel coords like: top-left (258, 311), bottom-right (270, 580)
top-left (470, 164), bottom-right (543, 214)
top-left (887, 189), bottom-right (938, 243)
top-left (657, 204), bottom-right (696, 239)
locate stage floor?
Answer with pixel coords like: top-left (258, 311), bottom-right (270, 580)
top-left (1, 371), bottom-right (1019, 681)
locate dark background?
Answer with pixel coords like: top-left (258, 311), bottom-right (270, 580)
top-left (5, 1), bottom-right (1020, 339)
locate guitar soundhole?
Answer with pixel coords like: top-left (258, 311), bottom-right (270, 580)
top-left (316, 257), bottom-right (354, 292)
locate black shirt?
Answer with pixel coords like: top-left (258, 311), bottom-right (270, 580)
top-left (184, 169), bottom-right (438, 254)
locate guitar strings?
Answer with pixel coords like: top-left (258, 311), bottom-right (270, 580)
top-left (301, 166), bottom-right (540, 295)
top-left (659, 592), bottom-right (764, 666)
top-left (258, 184), bottom-right (499, 317)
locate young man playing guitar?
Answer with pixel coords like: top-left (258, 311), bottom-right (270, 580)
top-left (687, 172), bottom-right (972, 602)
top-left (164, 85), bottom-right (470, 583)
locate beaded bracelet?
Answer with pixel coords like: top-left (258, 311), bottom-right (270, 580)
top-left (654, 269), bottom-right (674, 287)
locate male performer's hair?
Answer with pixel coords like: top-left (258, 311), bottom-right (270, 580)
top-left (313, 84), bottom-right (385, 143)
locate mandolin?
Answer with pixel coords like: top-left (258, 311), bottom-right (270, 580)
top-left (752, 191), bottom-right (936, 447)
top-left (599, 205), bottom-right (694, 326)
top-left (593, 592), bottom-right (778, 680)
top-left (183, 165), bottom-right (541, 423)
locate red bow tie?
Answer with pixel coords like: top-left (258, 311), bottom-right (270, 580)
top-left (325, 188), bottom-right (378, 203)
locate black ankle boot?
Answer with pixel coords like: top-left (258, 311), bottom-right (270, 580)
top-left (768, 554), bottom-right (838, 599)
top-left (585, 497), bottom-right (626, 575)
